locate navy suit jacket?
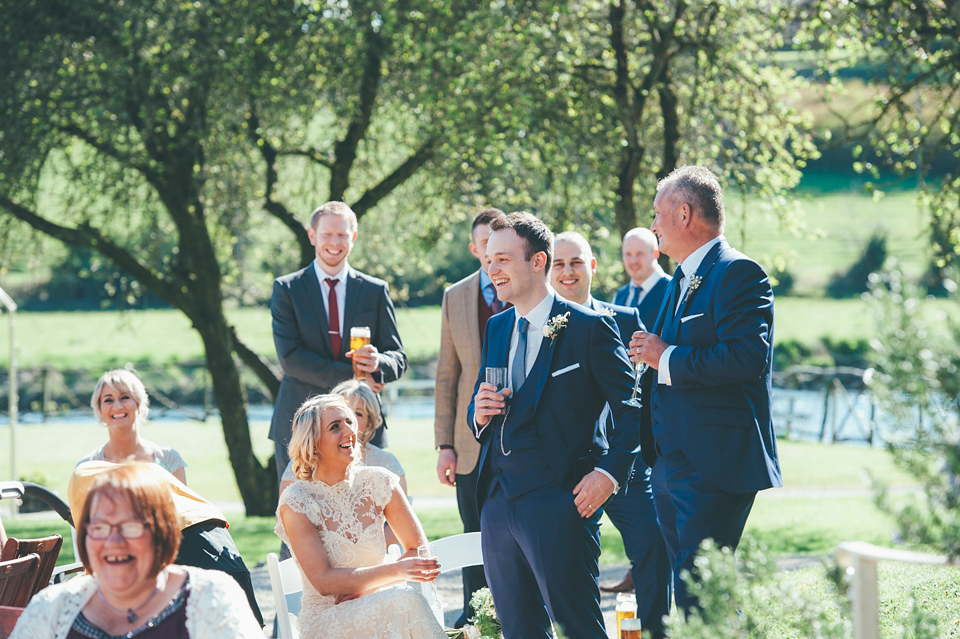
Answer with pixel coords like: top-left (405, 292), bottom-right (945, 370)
top-left (640, 239), bottom-right (781, 494)
top-left (587, 297), bottom-right (650, 485)
top-left (468, 296), bottom-right (640, 503)
top-left (614, 276), bottom-right (671, 330)
top-left (269, 265), bottom-right (407, 445)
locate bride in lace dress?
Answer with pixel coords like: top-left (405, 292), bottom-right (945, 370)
top-left (276, 394), bottom-right (447, 639)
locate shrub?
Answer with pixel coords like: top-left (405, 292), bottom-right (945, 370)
top-left (826, 231), bottom-right (888, 298)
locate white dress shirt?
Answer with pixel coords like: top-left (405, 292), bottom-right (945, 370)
top-left (507, 292), bottom-right (554, 389)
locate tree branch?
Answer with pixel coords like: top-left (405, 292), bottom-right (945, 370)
top-left (351, 138), bottom-right (437, 216)
top-left (0, 193), bottom-right (195, 316)
top-left (230, 325), bottom-right (281, 400)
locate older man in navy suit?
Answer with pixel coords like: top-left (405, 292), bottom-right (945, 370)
top-left (551, 231), bottom-right (671, 639)
top-left (469, 213), bottom-right (640, 639)
top-left (629, 166), bottom-right (782, 615)
top-left (614, 227), bottom-right (670, 330)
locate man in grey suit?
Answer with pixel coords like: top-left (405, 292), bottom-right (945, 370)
top-left (614, 227), bottom-right (671, 330)
top-left (270, 201), bottom-right (407, 483)
top-left (434, 207), bottom-right (502, 627)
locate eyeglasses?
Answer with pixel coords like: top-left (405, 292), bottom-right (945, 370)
top-left (86, 520), bottom-right (147, 540)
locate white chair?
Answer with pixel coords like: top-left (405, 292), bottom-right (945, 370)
top-left (418, 532), bottom-right (483, 626)
top-left (267, 552), bottom-right (302, 639)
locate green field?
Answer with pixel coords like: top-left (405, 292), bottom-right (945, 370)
top-left (2, 295), bottom-right (957, 371)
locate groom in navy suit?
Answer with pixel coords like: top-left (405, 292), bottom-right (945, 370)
top-left (469, 213), bottom-right (640, 639)
top-left (629, 166), bottom-right (782, 614)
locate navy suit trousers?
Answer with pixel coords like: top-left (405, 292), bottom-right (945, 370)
top-left (650, 449), bottom-right (756, 614)
top-left (481, 483), bottom-right (606, 639)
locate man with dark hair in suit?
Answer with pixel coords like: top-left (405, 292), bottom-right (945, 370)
top-left (614, 227), bottom-right (671, 330)
top-left (629, 166), bottom-right (782, 616)
top-left (434, 207), bottom-right (503, 627)
top-left (269, 201), bottom-right (407, 484)
top-left (551, 231), bottom-right (671, 639)
top-left (469, 212), bottom-right (639, 639)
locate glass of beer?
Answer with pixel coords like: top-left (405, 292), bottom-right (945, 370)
top-left (615, 593), bottom-right (637, 638)
top-left (620, 618), bottom-right (642, 639)
top-left (349, 326), bottom-right (371, 380)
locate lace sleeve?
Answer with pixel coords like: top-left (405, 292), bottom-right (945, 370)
top-left (361, 466), bottom-right (400, 508)
top-left (275, 481), bottom-right (317, 543)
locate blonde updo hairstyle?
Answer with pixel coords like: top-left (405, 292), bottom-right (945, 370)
top-left (91, 368), bottom-right (150, 425)
top-left (330, 379), bottom-right (383, 446)
top-left (288, 394), bottom-right (357, 481)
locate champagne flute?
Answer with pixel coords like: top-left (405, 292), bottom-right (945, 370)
top-left (349, 326), bottom-right (371, 380)
top-left (417, 543), bottom-right (443, 610)
top-left (623, 360), bottom-right (649, 408)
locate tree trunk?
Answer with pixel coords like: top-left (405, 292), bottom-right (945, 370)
top-left (197, 314), bottom-right (278, 516)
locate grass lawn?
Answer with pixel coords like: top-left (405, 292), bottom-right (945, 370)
top-left (1, 414), bottom-right (919, 567)
top-left (4, 296), bottom-right (958, 371)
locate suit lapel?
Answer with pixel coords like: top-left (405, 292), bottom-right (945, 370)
top-left (663, 240), bottom-right (725, 342)
top-left (463, 272), bottom-right (482, 364)
top-left (531, 298), bottom-right (566, 411)
top-left (491, 308), bottom-right (515, 368)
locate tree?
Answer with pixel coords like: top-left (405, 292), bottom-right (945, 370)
top-left (0, 0), bottom-right (531, 514)
top-left (805, 0), bottom-right (960, 290)
top-left (482, 0), bottom-right (820, 239)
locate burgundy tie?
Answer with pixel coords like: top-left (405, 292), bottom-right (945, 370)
top-left (325, 278), bottom-right (341, 359)
top-left (487, 283), bottom-right (504, 314)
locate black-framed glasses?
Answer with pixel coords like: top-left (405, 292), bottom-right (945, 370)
top-left (86, 520), bottom-right (147, 540)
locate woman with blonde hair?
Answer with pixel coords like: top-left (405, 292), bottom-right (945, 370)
top-left (276, 394), bottom-right (445, 639)
top-left (81, 368), bottom-right (186, 484)
top-left (279, 379), bottom-right (406, 495)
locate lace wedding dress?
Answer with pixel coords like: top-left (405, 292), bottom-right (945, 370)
top-left (276, 466), bottom-right (446, 639)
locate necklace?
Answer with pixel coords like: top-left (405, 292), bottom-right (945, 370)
top-left (97, 581), bottom-right (162, 624)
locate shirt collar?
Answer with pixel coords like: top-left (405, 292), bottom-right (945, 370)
top-left (680, 236), bottom-right (722, 280)
top-left (314, 260), bottom-right (350, 285)
top-left (519, 291), bottom-right (557, 331)
top-left (479, 269), bottom-right (493, 290)
top-left (638, 267), bottom-right (664, 292)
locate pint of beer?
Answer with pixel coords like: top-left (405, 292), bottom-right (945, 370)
top-left (615, 593), bottom-right (637, 638)
top-left (620, 618), bottom-right (642, 639)
top-left (349, 326), bottom-right (371, 380)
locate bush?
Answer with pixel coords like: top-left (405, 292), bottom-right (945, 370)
top-left (826, 231), bottom-right (888, 298)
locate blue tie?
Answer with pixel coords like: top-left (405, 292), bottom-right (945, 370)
top-left (511, 317), bottom-right (530, 391)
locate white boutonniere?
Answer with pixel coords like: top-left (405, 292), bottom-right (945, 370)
top-left (684, 275), bottom-right (703, 303)
top-left (596, 306), bottom-right (615, 317)
top-left (542, 311), bottom-right (570, 341)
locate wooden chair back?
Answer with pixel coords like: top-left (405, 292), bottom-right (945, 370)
top-left (0, 605), bottom-right (25, 639)
top-left (0, 555), bottom-right (41, 608)
top-left (1, 535), bottom-right (63, 599)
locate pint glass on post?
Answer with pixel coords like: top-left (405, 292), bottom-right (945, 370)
top-left (350, 326), bottom-right (371, 380)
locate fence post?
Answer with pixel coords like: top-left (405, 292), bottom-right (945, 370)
top-left (42, 366), bottom-right (51, 423)
top-left (819, 377), bottom-right (833, 442)
top-left (836, 543), bottom-right (880, 639)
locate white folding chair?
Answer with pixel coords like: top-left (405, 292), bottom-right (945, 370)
top-left (418, 532), bottom-right (483, 626)
top-left (267, 552), bottom-right (302, 639)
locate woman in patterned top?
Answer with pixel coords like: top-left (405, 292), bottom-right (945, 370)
top-left (10, 463), bottom-right (262, 639)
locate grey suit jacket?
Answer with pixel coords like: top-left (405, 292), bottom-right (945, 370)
top-left (269, 264), bottom-right (407, 447)
top-left (433, 270), bottom-right (484, 475)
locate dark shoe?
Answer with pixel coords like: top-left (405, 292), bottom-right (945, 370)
top-left (599, 570), bottom-right (634, 593)
top-left (453, 612), bottom-right (470, 629)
